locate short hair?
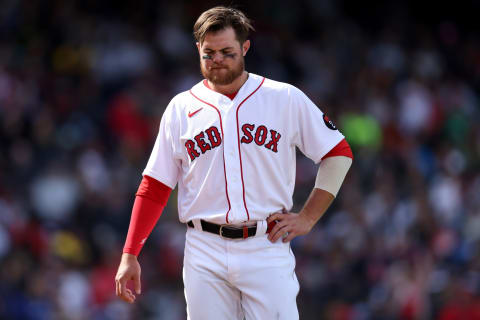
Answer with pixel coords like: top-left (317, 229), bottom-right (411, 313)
top-left (193, 6), bottom-right (255, 45)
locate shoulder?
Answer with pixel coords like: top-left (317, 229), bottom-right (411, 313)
top-left (156, 91), bottom-right (189, 125)
top-left (255, 75), bottom-right (322, 114)
top-left (171, 90), bottom-right (194, 105)
top-left (170, 78), bottom-right (208, 105)
top-left (172, 90), bottom-right (188, 102)
top-left (166, 89), bottom-right (197, 113)
top-left (254, 74), bottom-right (305, 98)
top-left (249, 74), bottom-right (316, 114)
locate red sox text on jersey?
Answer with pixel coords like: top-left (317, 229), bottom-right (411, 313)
top-left (185, 124), bottom-right (281, 161)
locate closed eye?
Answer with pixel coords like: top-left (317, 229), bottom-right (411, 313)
top-left (203, 47), bottom-right (235, 54)
top-left (202, 48), bottom-right (237, 59)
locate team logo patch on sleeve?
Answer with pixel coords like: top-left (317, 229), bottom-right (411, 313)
top-left (323, 114), bottom-right (337, 130)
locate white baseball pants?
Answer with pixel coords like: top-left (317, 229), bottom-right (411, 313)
top-left (183, 226), bottom-right (300, 320)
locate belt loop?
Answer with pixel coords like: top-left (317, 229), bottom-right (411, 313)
top-left (191, 219), bottom-right (203, 231)
top-left (242, 226), bottom-right (248, 239)
top-left (255, 220), bottom-right (267, 236)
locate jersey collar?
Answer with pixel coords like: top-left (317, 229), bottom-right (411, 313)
top-left (190, 73), bottom-right (264, 107)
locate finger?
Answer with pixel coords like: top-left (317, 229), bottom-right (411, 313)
top-left (115, 279), bottom-right (120, 297)
top-left (267, 212), bottom-right (289, 223)
top-left (268, 221), bottom-right (288, 241)
top-left (271, 225), bottom-right (290, 243)
top-left (268, 220), bottom-right (289, 241)
top-left (266, 214), bottom-right (276, 224)
top-left (134, 274), bottom-right (141, 294)
top-left (118, 277), bottom-right (127, 298)
top-left (120, 294), bottom-right (134, 304)
top-left (283, 231), bottom-right (297, 243)
top-left (118, 288), bottom-right (131, 303)
top-left (119, 293), bottom-right (132, 303)
top-left (125, 288), bottom-right (136, 303)
top-left (267, 213), bottom-right (287, 223)
top-left (121, 288), bottom-right (135, 304)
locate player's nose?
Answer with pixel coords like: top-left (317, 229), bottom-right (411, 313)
top-left (211, 52), bottom-right (224, 63)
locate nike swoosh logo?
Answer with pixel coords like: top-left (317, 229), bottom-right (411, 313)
top-left (188, 108), bottom-right (203, 117)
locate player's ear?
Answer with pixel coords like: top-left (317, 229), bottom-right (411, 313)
top-left (242, 40), bottom-right (250, 56)
top-left (196, 42), bottom-right (201, 53)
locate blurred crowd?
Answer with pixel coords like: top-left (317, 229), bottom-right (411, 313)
top-left (1, 0), bottom-right (479, 319)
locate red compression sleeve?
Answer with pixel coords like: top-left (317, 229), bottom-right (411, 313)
top-left (322, 138), bottom-right (353, 160)
top-left (123, 175), bottom-right (172, 256)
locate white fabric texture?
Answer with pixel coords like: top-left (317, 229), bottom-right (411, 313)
top-left (183, 228), bottom-right (300, 320)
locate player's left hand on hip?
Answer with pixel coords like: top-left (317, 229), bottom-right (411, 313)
top-left (267, 210), bottom-right (315, 243)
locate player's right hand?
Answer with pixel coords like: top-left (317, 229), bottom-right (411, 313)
top-left (115, 253), bottom-right (142, 304)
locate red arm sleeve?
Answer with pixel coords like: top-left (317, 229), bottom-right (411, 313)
top-left (122, 175), bottom-right (172, 256)
top-left (321, 138), bottom-right (353, 160)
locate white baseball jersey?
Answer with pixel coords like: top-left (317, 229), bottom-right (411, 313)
top-left (143, 73), bottom-right (345, 225)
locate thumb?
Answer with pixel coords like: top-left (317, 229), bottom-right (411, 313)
top-left (268, 213), bottom-right (286, 223)
top-left (133, 273), bottom-right (141, 294)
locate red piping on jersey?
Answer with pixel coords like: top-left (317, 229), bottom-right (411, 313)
top-left (189, 90), bottom-right (232, 223)
top-left (235, 77), bottom-right (265, 221)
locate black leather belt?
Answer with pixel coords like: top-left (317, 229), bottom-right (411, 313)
top-left (187, 220), bottom-right (269, 239)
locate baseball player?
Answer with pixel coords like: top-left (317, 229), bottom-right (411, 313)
top-left (115, 6), bottom-right (353, 320)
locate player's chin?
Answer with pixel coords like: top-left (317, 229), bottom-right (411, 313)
top-left (209, 75), bottom-right (232, 85)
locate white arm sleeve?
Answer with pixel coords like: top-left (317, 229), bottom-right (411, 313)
top-left (315, 156), bottom-right (352, 197)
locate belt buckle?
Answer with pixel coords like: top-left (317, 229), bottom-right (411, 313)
top-left (219, 225), bottom-right (227, 239)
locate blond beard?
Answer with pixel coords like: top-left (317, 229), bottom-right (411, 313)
top-left (200, 57), bottom-right (244, 85)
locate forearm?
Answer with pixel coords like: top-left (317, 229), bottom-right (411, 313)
top-left (267, 188), bottom-right (336, 243)
top-left (123, 195), bottom-right (165, 256)
top-left (266, 153), bottom-right (352, 242)
top-left (123, 175), bottom-right (172, 256)
top-left (298, 155), bottom-right (352, 227)
top-left (298, 188), bottom-right (335, 226)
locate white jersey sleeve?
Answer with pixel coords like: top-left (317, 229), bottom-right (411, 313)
top-left (290, 86), bottom-right (345, 163)
top-left (143, 100), bottom-right (181, 189)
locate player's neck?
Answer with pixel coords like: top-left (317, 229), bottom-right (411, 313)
top-left (207, 71), bottom-right (248, 96)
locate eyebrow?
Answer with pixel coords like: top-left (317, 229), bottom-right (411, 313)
top-left (203, 47), bottom-right (235, 52)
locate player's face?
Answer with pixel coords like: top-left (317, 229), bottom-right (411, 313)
top-left (197, 27), bottom-right (250, 85)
